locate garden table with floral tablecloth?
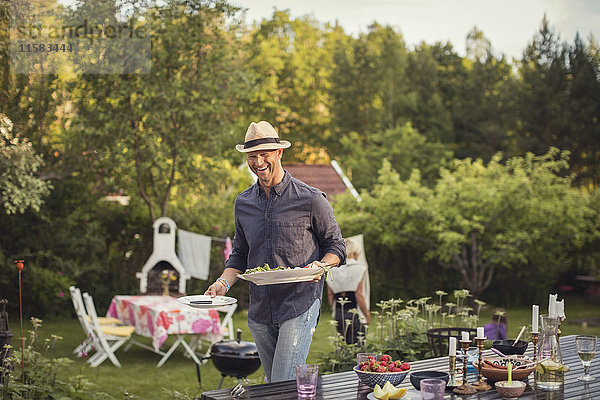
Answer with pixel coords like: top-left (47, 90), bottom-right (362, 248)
top-left (107, 295), bottom-right (223, 366)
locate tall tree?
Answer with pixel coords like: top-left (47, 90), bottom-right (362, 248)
top-left (517, 16), bottom-right (570, 156)
top-left (330, 24), bottom-right (412, 138)
top-left (329, 29), bottom-right (379, 144)
top-left (454, 40), bottom-right (518, 160)
top-left (69, 0), bottom-right (250, 220)
top-left (518, 17), bottom-right (600, 188)
top-left (244, 10), bottom-right (333, 161)
top-left (1, 0), bottom-right (61, 149)
top-left (564, 33), bottom-right (600, 188)
top-left (406, 42), bottom-right (456, 144)
top-left (330, 24), bottom-right (417, 189)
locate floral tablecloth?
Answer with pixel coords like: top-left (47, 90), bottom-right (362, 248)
top-left (107, 295), bottom-right (222, 351)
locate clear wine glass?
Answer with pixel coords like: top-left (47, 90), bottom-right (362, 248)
top-left (576, 335), bottom-right (597, 381)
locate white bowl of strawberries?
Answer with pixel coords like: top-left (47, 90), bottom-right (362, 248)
top-left (354, 354), bottom-right (411, 388)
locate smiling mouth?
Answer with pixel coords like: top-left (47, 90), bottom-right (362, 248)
top-left (256, 165), bottom-right (268, 172)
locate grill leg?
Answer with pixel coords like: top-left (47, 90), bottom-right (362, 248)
top-left (217, 374), bottom-right (226, 389)
top-left (195, 363), bottom-right (201, 389)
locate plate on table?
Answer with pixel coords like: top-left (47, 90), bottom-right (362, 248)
top-left (177, 295), bottom-right (237, 309)
top-left (367, 389), bottom-right (420, 400)
top-left (237, 267), bottom-right (323, 285)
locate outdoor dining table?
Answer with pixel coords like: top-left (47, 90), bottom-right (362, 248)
top-left (107, 295), bottom-right (223, 367)
top-left (201, 335), bottom-right (598, 399)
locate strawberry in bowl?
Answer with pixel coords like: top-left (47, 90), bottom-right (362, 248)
top-left (354, 354), bottom-right (411, 388)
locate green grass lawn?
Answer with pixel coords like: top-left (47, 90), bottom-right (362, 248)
top-left (477, 293), bottom-right (600, 338)
top-left (8, 293), bottom-right (600, 400)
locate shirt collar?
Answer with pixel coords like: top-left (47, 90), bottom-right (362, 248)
top-left (254, 170), bottom-right (292, 197)
top-left (273, 170), bottom-right (291, 196)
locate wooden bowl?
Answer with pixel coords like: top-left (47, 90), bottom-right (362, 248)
top-left (483, 356), bottom-right (530, 369)
top-left (473, 360), bottom-right (535, 382)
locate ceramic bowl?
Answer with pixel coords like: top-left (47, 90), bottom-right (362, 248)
top-left (492, 340), bottom-right (529, 355)
top-left (495, 380), bottom-right (526, 398)
top-left (409, 370), bottom-right (449, 390)
top-left (484, 356), bottom-right (530, 368)
top-left (473, 360), bottom-right (535, 382)
top-left (353, 366), bottom-right (410, 388)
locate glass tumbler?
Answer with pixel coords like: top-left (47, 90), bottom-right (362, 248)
top-left (420, 378), bottom-right (446, 400)
top-left (296, 364), bottom-right (319, 399)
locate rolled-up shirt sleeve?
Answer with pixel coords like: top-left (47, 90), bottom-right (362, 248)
top-left (311, 192), bottom-right (346, 265)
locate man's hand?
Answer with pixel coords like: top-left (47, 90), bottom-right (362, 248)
top-left (304, 260), bottom-right (327, 282)
top-left (204, 269), bottom-right (240, 297)
top-left (204, 280), bottom-right (228, 297)
top-left (304, 260), bottom-right (327, 269)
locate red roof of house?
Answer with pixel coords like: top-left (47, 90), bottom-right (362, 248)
top-left (283, 164), bottom-right (348, 197)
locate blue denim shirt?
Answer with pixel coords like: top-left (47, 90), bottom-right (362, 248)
top-left (226, 171), bottom-right (346, 324)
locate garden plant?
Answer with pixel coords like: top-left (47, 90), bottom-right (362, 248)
top-left (318, 289), bottom-right (486, 373)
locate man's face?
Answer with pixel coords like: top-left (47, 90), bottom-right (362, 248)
top-left (247, 149), bottom-right (283, 185)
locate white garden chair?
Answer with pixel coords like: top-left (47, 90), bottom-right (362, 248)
top-left (69, 286), bottom-right (123, 356)
top-left (82, 292), bottom-right (136, 367)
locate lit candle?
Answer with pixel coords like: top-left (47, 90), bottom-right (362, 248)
top-left (462, 331), bottom-right (470, 342)
top-left (556, 299), bottom-right (565, 320)
top-left (549, 294), bottom-right (557, 317)
top-left (532, 305), bottom-right (539, 333)
top-left (477, 327), bottom-right (485, 339)
top-left (449, 337), bottom-right (457, 355)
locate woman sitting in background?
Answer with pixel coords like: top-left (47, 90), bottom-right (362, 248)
top-left (327, 238), bottom-right (370, 344)
top-left (484, 308), bottom-right (507, 340)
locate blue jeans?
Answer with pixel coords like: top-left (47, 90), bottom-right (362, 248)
top-left (248, 298), bottom-right (321, 383)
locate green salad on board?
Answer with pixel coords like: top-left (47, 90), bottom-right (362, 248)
top-left (242, 262), bottom-right (333, 280)
top-left (244, 263), bottom-right (289, 274)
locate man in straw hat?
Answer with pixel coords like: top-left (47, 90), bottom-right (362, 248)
top-left (205, 120), bottom-right (346, 382)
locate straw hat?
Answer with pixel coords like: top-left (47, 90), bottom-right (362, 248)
top-left (235, 121), bottom-right (291, 153)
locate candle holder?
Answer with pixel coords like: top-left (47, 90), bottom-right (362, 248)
top-left (448, 355), bottom-right (457, 387)
top-left (453, 340), bottom-right (477, 395)
top-left (471, 338), bottom-right (492, 391)
top-left (531, 332), bottom-right (539, 362)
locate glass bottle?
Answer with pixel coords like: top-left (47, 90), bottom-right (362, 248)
top-left (535, 314), bottom-right (564, 390)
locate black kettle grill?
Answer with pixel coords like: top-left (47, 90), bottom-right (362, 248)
top-left (210, 329), bottom-right (261, 389)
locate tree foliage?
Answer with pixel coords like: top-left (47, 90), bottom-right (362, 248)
top-left (244, 10), bottom-right (334, 160)
top-left (1, 6), bottom-right (599, 317)
top-left (517, 17), bottom-right (600, 188)
top-left (0, 114), bottom-right (51, 214)
top-left (339, 123), bottom-right (453, 189)
top-left (329, 25), bottom-right (413, 162)
top-left (69, 0), bottom-right (250, 220)
top-left (336, 148), bottom-right (598, 298)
